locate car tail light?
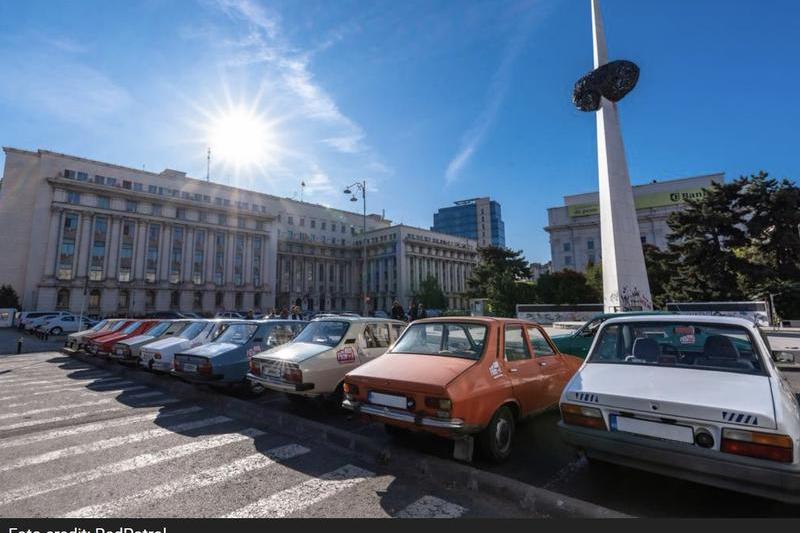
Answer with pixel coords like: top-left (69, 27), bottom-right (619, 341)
top-left (343, 382), bottom-right (359, 400)
top-left (721, 429), bottom-right (793, 463)
top-left (561, 403), bottom-right (607, 430)
top-left (198, 359), bottom-right (212, 375)
top-left (282, 364), bottom-right (302, 384)
top-left (154, 352), bottom-right (161, 359)
top-left (249, 359), bottom-right (261, 376)
top-left (425, 397), bottom-right (452, 411)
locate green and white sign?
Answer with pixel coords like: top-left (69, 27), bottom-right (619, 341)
top-left (567, 187), bottom-right (707, 217)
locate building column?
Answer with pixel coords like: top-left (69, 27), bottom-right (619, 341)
top-left (75, 213), bottom-right (92, 280)
top-left (244, 234), bottom-right (252, 285)
top-left (225, 231), bottom-right (234, 284)
top-left (183, 227), bottom-right (193, 283)
top-left (159, 224), bottom-right (170, 282)
top-left (205, 230), bottom-right (215, 283)
top-left (43, 210), bottom-right (62, 278)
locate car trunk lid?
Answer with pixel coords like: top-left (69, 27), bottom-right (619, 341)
top-left (567, 364), bottom-right (776, 430)
top-left (349, 353), bottom-right (476, 395)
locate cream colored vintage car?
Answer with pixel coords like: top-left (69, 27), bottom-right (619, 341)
top-left (247, 316), bottom-right (406, 400)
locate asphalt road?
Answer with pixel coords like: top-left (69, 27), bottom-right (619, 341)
top-left (0, 352), bottom-right (529, 518)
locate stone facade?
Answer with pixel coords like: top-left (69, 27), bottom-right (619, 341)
top-left (0, 148), bottom-right (477, 315)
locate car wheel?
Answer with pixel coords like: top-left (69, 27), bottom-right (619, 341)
top-left (50, 327), bottom-right (63, 336)
top-left (478, 406), bottom-right (515, 463)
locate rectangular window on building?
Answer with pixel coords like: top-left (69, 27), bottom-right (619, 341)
top-left (148, 185), bottom-right (158, 194)
top-left (237, 217), bottom-right (246, 229)
top-left (233, 234), bottom-right (244, 286)
top-left (176, 207), bottom-right (186, 220)
top-left (300, 218), bottom-right (305, 227)
top-left (198, 211), bottom-right (207, 223)
top-left (214, 232), bottom-right (225, 285)
top-left (252, 236), bottom-right (262, 287)
top-left (125, 200), bottom-right (137, 212)
top-left (288, 216), bottom-right (294, 225)
top-left (310, 220), bottom-right (316, 229)
top-left (215, 197), bottom-right (223, 206)
top-left (57, 212), bottom-right (79, 280)
top-left (64, 169), bottom-right (76, 180)
top-left (67, 192), bottom-right (80, 205)
top-left (94, 175), bottom-right (105, 185)
top-left (122, 180), bottom-right (132, 190)
top-left (193, 229), bottom-right (205, 284)
top-left (563, 242), bottom-right (571, 252)
top-left (96, 196), bottom-right (110, 209)
top-left (193, 193), bottom-right (203, 202)
top-left (106, 177), bottom-right (117, 187)
top-left (321, 222), bottom-right (326, 230)
top-left (587, 239), bottom-right (594, 250)
top-left (218, 214), bottom-right (227, 226)
top-left (134, 182), bottom-right (143, 192)
top-left (170, 226), bottom-right (184, 284)
top-left (77, 171), bottom-right (88, 182)
top-left (118, 220), bottom-right (135, 282)
top-left (255, 220), bottom-right (264, 231)
top-left (181, 191), bottom-right (190, 199)
top-left (89, 216), bottom-right (108, 281)
top-left (203, 195), bottom-right (211, 203)
top-left (152, 204), bottom-right (162, 216)
top-left (640, 235), bottom-right (647, 244)
top-left (565, 255), bottom-right (572, 266)
top-left (331, 223), bottom-right (336, 232)
top-left (146, 224), bottom-right (160, 283)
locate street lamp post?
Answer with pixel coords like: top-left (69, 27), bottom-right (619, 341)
top-left (344, 181), bottom-right (368, 316)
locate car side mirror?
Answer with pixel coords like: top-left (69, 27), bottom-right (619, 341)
top-left (344, 338), bottom-right (356, 344)
top-left (580, 329), bottom-right (595, 337)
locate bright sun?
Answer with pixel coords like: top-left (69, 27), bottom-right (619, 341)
top-left (208, 107), bottom-right (274, 169)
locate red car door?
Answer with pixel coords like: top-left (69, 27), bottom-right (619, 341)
top-left (501, 323), bottom-right (551, 416)
top-left (525, 325), bottom-right (570, 407)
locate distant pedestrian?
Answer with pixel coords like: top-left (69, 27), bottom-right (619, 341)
top-left (245, 309), bottom-right (254, 320)
top-left (409, 300), bottom-right (418, 321)
top-left (290, 305), bottom-right (302, 320)
top-left (279, 307), bottom-right (289, 319)
top-left (391, 300), bottom-right (406, 321)
top-left (418, 303), bottom-right (427, 319)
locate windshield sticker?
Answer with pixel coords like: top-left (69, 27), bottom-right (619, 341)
top-left (679, 334), bottom-right (695, 345)
top-left (489, 360), bottom-right (503, 379)
top-left (337, 347), bottom-right (356, 364)
top-left (675, 326), bottom-right (695, 336)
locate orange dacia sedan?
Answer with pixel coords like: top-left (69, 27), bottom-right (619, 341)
top-left (342, 317), bottom-right (583, 462)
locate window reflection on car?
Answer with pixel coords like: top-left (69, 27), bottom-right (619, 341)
top-left (390, 322), bottom-right (487, 360)
top-left (215, 323), bottom-right (258, 345)
top-left (293, 320), bottom-right (349, 347)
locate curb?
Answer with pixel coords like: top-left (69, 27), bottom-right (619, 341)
top-left (64, 350), bottom-right (630, 518)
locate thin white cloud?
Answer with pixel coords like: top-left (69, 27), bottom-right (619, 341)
top-left (444, 7), bottom-right (539, 184)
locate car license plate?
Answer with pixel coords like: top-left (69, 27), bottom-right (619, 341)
top-left (115, 348), bottom-right (124, 355)
top-left (610, 415), bottom-right (694, 444)
top-left (183, 363), bottom-right (197, 373)
top-left (368, 391), bottom-right (407, 409)
top-left (264, 364), bottom-right (280, 378)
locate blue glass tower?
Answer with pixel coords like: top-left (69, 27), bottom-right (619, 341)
top-left (432, 197), bottom-right (505, 248)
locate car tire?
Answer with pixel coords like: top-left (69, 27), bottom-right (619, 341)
top-left (50, 327), bottom-right (63, 336)
top-left (478, 406), bottom-right (515, 463)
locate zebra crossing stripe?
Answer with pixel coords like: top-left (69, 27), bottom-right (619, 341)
top-left (224, 464), bottom-right (375, 518)
top-left (0, 407), bottom-right (126, 432)
top-left (1, 407), bottom-right (203, 448)
top-left (0, 428), bottom-right (265, 506)
top-left (0, 383), bottom-right (145, 402)
top-left (0, 380), bottom-right (52, 388)
top-left (395, 496), bottom-right (468, 518)
top-left (0, 380), bottom-right (135, 401)
top-left (0, 399), bottom-right (116, 421)
top-left (0, 370), bottom-right (109, 382)
top-left (0, 415), bottom-right (234, 473)
top-left (64, 444), bottom-right (311, 518)
top-left (4, 386), bottom-right (152, 408)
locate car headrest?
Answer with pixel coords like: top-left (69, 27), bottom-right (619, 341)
top-left (632, 337), bottom-right (660, 362)
top-left (703, 335), bottom-right (739, 360)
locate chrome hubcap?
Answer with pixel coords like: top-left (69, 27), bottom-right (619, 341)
top-left (495, 417), bottom-right (511, 452)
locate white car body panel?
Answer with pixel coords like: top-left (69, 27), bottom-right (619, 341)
top-left (139, 321), bottom-right (222, 370)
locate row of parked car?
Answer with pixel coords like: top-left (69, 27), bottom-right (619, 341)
top-left (62, 311), bottom-right (800, 504)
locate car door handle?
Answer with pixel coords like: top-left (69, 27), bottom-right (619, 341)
top-left (509, 368), bottom-right (519, 373)
top-left (539, 362), bottom-right (547, 366)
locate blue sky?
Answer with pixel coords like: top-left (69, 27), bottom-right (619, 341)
top-left (1, 0), bottom-right (798, 262)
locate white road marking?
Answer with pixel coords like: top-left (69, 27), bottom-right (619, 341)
top-left (0, 428), bottom-right (265, 506)
top-left (224, 464), bottom-right (375, 518)
top-left (4, 386), bottom-right (152, 408)
top-left (0, 415), bottom-right (233, 473)
top-left (0, 380), bottom-right (134, 401)
top-left (395, 496), bottom-right (468, 518)
top-left (0, 370), bottom-right (109, 382)
top-left (0, 407), bottom-right (126, 432)
top-left (0, 383), bottom-right (145, 402)
top-left (64, 444), bottom-right (311, 518)
top-left (0, 399), bottom-right (116, 421)
top-left (0, 380), bottom-right (52, 388)
top-left (1, 407), bottom-right (203, 448)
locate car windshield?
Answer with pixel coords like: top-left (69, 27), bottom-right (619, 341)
top-left (215, 323), bottom-right (258, 345)
top-left (121, 321), bottom-right (142, 334)
top-left (577, 317), bottom-right (604, 337)
top-left (146, 321), bottom-right (172, 337)
top-left (587, 321), bottom-right (765, 375)
top-left (263, 323), bottom-right (300, 347)
top-left (390, 322), bottom-right (487, 360)
top-left (91, 320), bottom-right (108, 331)
top-left (293, 321), bottom-right (349, 347)
top-left (162, 322), bottom-right (188, 336)
top-left (181, 322), bottom-right (207, 340)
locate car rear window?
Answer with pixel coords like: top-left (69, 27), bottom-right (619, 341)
top-left (587, 321), bottom-right (765, 375)
top-left (390, 322), bottom-right (487, 360)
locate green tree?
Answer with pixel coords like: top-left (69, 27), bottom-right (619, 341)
top-left (414, 275), bottom-right (447, 310)
top-left (535, 270), bottom-right (600, 304)
top-left (0, 285), bottom-right (20, 309)
top-left (584, 261), bottom-right (603, 298)
top-left (465, 247), bottom-right (532, 317)
top-left (642, 244), bottom-right (674, 309)
top-left (665, 179), bottom-right (749, 301)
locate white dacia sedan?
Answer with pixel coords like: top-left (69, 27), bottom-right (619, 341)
top-left (559, 314), bottom-right (800, 503)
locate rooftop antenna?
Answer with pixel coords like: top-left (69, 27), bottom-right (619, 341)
top-left (206, 147), bottom-right (211, 182)
top-left (300, 180), bottom-right (306, 202)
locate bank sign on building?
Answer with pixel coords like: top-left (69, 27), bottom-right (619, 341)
top-left (545, 173), bottom-right (723, 273)
top-left (0, 148), bottom-right (477, 315)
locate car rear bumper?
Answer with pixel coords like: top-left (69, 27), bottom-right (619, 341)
top-left (171, 370), bottom-right (224, 384)
top-left (558, 422), bottom-right (800, 504)
top-left (342, 399), bottom-right (471, 434)
top-left (247, 373), bottom-right (315, 393)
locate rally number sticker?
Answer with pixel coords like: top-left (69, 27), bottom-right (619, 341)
top-left (337, 347), bottom-right (356, 364)
top-left (489, 360), bottom-right (503, 378)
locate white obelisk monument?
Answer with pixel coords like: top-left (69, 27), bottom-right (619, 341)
top-left (591, 0), bottom-right (652, 311)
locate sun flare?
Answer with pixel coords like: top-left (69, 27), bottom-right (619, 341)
top-left (208, 106), bottom-right (274, 169)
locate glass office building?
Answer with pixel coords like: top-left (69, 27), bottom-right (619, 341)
top-left (432, 197), bottom-right (505, 248)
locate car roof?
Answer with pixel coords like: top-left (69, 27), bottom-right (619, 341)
top-left (590, 311), bottom-right (669, 320)
top-left (602, 314), bottom-right (756, 327)
top-left (411, 316), bottom-right (544, 326)
top-left (310, 316), bottom-right (405, 324)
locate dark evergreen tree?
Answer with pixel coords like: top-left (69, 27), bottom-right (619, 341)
top-left (0, 285), bottom-right (20, 309)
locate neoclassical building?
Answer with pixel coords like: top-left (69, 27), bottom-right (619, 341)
top-left (0, 148), bottom-right (477, 315)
